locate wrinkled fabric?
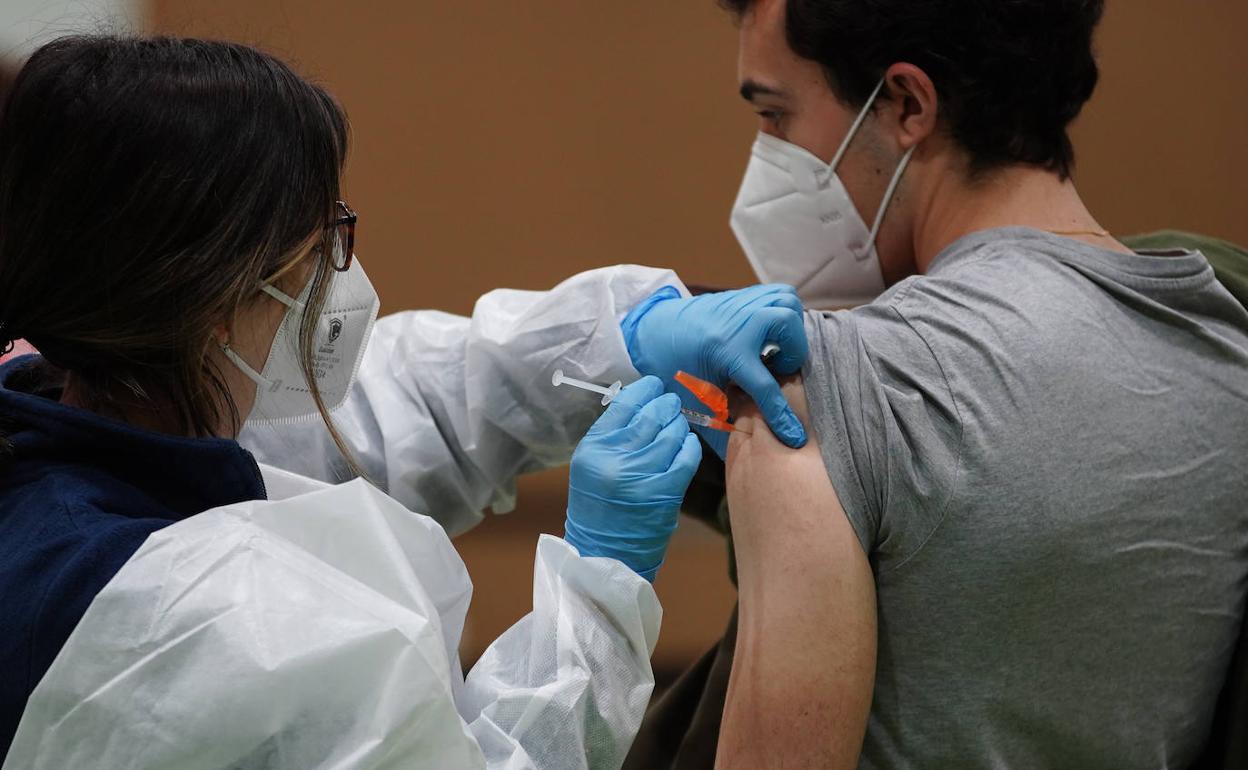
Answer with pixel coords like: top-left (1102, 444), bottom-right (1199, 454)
top-left (803, 228), bottom-right (1248, 769)
top-left (5, 469), bottom-right (661, 770)
top-left (0, 354), bottom-right (271, 756)
top-left (241, 264), bottom-right (688, 538)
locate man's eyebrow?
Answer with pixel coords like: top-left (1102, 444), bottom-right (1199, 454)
top-left (739, 80), bottom-right (787, 102)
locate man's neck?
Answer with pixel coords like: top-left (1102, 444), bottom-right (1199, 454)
top-left (910, 164), bottom-right (1131, 273)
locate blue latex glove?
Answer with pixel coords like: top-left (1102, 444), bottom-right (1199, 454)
top-left (563, 376), bottom-right (703, 582)
top-left (621, 284), bottom-right (809, 452)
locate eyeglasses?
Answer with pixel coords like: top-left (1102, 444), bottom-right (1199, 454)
top-left (328, 200), bottom-right (357, 272)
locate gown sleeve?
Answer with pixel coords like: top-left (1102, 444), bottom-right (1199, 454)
top-left (5, 480), bottom-right (660, 770)
top-left (241, 263), bottom-right (687, 538)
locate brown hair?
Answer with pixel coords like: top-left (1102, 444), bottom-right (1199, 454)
top-left (0, 35), bottom-right (361, 472)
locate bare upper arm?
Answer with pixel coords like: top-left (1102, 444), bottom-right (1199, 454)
top-left (716, 376), bottom-right (876, 770)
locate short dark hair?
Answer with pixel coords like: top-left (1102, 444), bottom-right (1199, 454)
top-left (720, 0), bottom-right (1104, 179)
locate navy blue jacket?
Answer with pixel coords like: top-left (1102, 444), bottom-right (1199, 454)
top-left (0, 356), bottom-right (266, 756)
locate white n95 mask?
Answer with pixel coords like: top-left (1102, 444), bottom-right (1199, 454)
top-left (730, 78), bottom-right (916, 309)
top-left (223, 258), bottom-right (379, 425)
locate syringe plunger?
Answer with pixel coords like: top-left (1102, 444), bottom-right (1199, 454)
top-left (552, 369), bottom-right (623, 406)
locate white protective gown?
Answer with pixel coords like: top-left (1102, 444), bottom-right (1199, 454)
top-left (4, 265), bottom-right (689, 769)
top-left (5, 467), bottom-right (661, 769)
top-left (240, 263), bottom-right (687, 537)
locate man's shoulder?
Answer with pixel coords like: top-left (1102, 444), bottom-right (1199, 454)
top-left (804, 233), bottom-right (1106, 426)
top-left (889, 237), bottom-right (1071, 310)
top-left (844, 234), bottom-right (1113, 362)
top-left (806, 244), bottom-right (1037, 363)
top-left (1126, 229), bottom-right (1248, 306)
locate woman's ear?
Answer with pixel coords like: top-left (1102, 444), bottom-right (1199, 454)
top-left (882, 62), bottom-right (939, 151)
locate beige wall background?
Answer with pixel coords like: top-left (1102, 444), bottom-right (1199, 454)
top-left (149, 0), bottom-right (1248, 672)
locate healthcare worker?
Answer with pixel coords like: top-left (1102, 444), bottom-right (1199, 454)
top-left (0, 36), bottom-right (808, 768)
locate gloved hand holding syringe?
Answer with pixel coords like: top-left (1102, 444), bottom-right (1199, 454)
top-left (552, 343), bottom-right (779, 434)
top-left (552, 369), bottom-right (749, 434)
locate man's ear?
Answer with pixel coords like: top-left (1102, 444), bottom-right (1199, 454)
top-left (881, 63), bottom-right (939, 151)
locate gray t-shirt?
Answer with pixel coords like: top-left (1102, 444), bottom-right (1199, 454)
top-left (803, 227), bottom-right (1248, 769)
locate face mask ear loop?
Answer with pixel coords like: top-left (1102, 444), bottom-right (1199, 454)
top-left (867, 143), bottom-right (918, 248)
top-left (260, 283), bottom-right (303, 309)
top-left (221, 344), bottom-right (271, 391)
top-left (829, 77), bottom-right (887, 172)
top-left (227, 281), bottom-right (300, 390)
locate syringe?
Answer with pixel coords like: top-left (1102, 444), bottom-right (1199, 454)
top-left (552, 369), bottom-right (747, 434)
top-left (679, 407), bottom-right (746, 434)
top-left (551, 369), bottom-right (622, 406)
